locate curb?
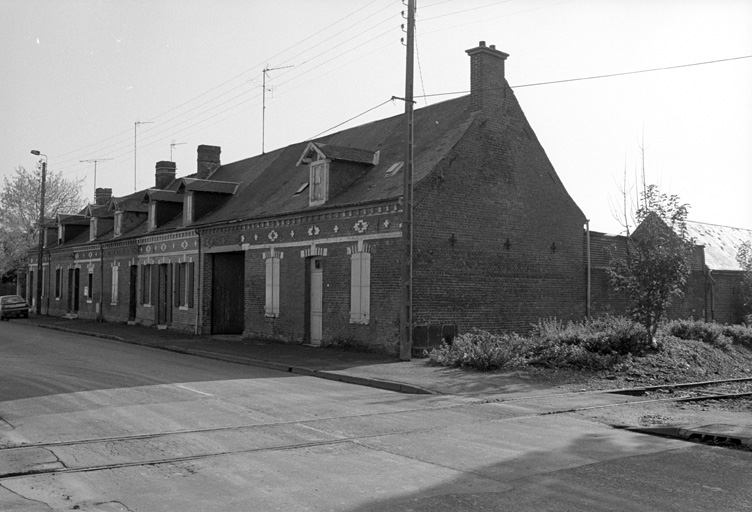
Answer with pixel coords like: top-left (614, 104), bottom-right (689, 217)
top-left (34, 323), bottom-right (434, 395)
top-left (627, 425), bottom-right (752, 448)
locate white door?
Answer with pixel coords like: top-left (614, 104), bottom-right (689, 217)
top-left (310, 258), bottom-right (323, 346)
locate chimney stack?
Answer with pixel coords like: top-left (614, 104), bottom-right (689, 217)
top-left (465, 41), bottom-right (509, 113)
top-left (197, 145), bottom-right (221, 179)
top-left (155, 161), bottom-right (177, 190)
top-left (94, 187), bottom-right (112, 205)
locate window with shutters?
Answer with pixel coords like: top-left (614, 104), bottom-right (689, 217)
top-left (142, 264), bottom-right (153, 305)
top-left (349, 250), bottom-right (371, 324)
top-left (177, 261), bottom-right (194, 308)
top-left (55, 268), bottom-right (62, 299)
top-left (113, 212), bottom-right (123, 237)
top-left (111, 264), bottom-right (119, 305)
top-left (263, 251), bottom-right (282, 317)
top-left (86, 272), bottom-right (94, 302)
top-left (309, 161), bottom-right (328, 206)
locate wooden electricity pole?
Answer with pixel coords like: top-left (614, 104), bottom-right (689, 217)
top-left (399, 0), bottom-right (415, 361)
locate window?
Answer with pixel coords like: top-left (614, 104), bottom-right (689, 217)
top-left (86, 272), bottom-right (93, 302)
top-left (309, 161), bottom-right (328, 206)
top-left (41, 267), bottom-right (47, 297)
top-left (350, 250), bottom-right (371, 324)
top-left (89, 218), bottom-right (98, 241)
top-left (58, 225), bottom-right (63, 244)
top-left (114, 212), bottom-right (122, 237)
top-left (148, 203), bottom-right (157, 231)
top-left (111, 264), bottom-right (119, 305)
top-left (176, 262), bottom-right (194, 308)
top-left (55, 268), bottom-right (61, 299)
top-left (264, 252), bottom-right (282, 317)
top-left (184, 194), bottom-right (194, 225)
top-left (142, 264), bottom-right (153, 305)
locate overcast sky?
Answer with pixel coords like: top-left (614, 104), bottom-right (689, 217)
top-left (2, 0), bottom-right (751, 234)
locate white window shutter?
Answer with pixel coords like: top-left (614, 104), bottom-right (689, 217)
top-left (350, 252), bottom-right (362, 322)
top-left (272, 257), bottom-right (280, 316)
top-left (361, 253), bottom-right (371, 323)
top-left (265, 257), bottom-right (273, 316)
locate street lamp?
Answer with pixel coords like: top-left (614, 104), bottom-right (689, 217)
top-left (30, 150), bottom-right (47, 316)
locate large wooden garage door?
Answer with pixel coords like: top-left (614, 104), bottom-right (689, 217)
top-left (211, 252), bottom-right (245, 334)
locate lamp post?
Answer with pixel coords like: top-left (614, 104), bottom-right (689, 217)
top-left (30, 150), bottom-right (47, 315)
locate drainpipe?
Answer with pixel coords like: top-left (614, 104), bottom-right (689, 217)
top-left (195, 231), bottom-right (201, 335)
top-left (99, 243), bottom-right (104, 322)
top-left (706, 266), bottom-right (716, 322)
top-left (586, 220), bottom-right (591, 319)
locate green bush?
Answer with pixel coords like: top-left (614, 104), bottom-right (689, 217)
top-left (721, 324), bottom-right (752, 348)
top-left (531, 316), bottom-right (651, 356)
top-left (662, 319), bottom-right (732, 350)
top-left (428, 329), bottom-right (529, 371)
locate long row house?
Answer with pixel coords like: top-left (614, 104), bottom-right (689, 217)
top-left (22, 42), bottom-right (751, 354)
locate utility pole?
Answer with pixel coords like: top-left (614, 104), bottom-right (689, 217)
top-left (170, 140), bottom-right (186, 162)
top-left (399, 0), bottom-right (416, 361)
top-left (262, 64), bottom-right (293, 154)
top-left (134, 120), bottom-right (154, 191)
top-left (30, 151), bottom-right (47, 316)
top-left (80, 158), bottom-right (112, 198)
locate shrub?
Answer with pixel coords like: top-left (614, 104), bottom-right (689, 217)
top-left (662, 319), bottom-right (732, 350)
top-left (722, 324), bottom-right (752, 348)
top-left (428, 329), bottom-right (529, 371)
top-left (531, 316), bottom-right (651, 356)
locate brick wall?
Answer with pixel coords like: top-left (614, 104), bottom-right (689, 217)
top-left (411, 92), bottom-right (587, 335)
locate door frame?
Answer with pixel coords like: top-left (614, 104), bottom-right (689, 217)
top-left (309, 257), bottom-right (323, 346)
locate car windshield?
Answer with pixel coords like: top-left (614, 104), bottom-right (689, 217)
top-left (1, 296), bottom-right (25, 305)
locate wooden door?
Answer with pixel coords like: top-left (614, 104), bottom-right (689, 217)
top-left (72, 268), bottom-right (80, 312)
top-left (310, 258), bottom-right (323, 346)
top-left (157, 263), bottom-right (171, 326)
top-left (211, 252), bottom-right (245, 334)
top-left (128, 265), bottom-right (138, 321)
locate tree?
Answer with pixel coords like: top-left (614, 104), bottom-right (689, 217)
top-left (608, 184), bottom-right (695, 344)
top-left (0, 165), bottom-right (85, 278)
top-left (737, 240), bottom-right (752, 323)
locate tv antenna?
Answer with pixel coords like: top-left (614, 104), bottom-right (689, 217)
top-left (262, 64), bottom-right (294, 154)
top-left (170, 140), bottom-right (187, 161)
top-left (80, 158), bottom-right (113, 198)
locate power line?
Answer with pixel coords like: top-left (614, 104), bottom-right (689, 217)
top-left (308, 98), bottom-right (396, 139)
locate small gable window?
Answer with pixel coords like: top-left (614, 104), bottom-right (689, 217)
top-left (183, 193), bottom-right (194, 225)
top-left (309, 161), bottom-right (329, 206)
top-left (114, 212), bottom-right (122, 237)
top-left (89, 218), bottom-right (98, 241)
top-left (148, 203), bottom-right (156, 231)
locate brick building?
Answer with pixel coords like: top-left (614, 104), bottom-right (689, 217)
top-left (588, 221), bottom-right (751, 324)
top-left (25, 41), bottom-right (592, 354)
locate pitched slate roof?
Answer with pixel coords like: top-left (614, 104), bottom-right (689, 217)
top-left (686, 221), bottom-right (752, 271)
top-left (195, 96), bottom-right (477, 225)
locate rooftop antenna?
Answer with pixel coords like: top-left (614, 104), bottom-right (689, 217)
top-left (134, 120), bottom-right (154, 191)
top-left (80, 158), bottom-right (113, 198)
top-left (170, 140), bottom-right (187, 161)
top-left (262, 64), bottom-right (294, 154)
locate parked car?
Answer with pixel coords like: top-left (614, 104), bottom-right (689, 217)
top-left (0, 295), bottom-right (29, 320)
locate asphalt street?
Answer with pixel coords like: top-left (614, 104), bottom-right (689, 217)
top-left (1, 322), bottom-right (750, 511)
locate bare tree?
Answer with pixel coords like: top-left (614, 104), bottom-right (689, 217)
top-left (0, 165), bottom-right (85, 277)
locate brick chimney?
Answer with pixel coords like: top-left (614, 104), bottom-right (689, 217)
top-left (197, 145), bottom-right (221, 179)
top-left (94, 187), bottom-right (112, 205)
top-left (155, 161), bottom-right (177, 189)
top-left (465, 41), bottom-right (509, 113)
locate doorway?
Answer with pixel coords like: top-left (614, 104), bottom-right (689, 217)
top-left (309, 257), bottom-right (323, 346)
top-left (157, 263), bottom-right (172, 327)
top-left (128, 265), bottom-right (138, 322)
top-left (211, 252), bottom-right (245, 334)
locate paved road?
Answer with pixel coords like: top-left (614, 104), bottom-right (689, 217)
top-left (1, 322), bottom-right (750, 511)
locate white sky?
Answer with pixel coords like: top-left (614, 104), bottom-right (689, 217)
top-left (2, 0), bottom-right (751, 234)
